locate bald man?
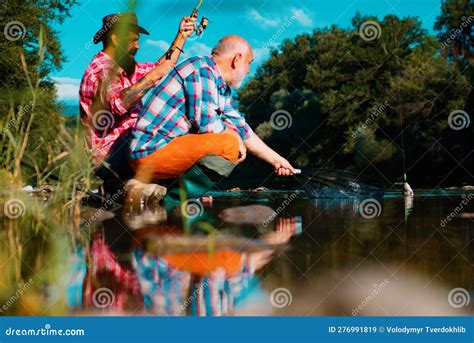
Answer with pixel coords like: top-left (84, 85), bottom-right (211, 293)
top-left (129, 35), bottom-right (295, 189)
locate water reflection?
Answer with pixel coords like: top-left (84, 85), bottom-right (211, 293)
top-left (2, 189), bottom-right (472, 316)
top-left (69, 202), bottom-right (300, 315)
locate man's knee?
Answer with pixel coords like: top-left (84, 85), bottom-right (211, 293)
top-left (219, 133), bottom-right (240, 162)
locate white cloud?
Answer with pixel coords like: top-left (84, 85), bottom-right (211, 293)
top-left (51, 77), bottom-right (80, 101)
top-left (291, 8), bottom-right (313, 27)
top-left (249, 9), bottom-right (280, 28)
top-left (146, 39), bottom-right (169, 52)
top-left (147, 39), bottom-right (211, 57)
top-left (188, 42), bottom-right (212, 56)
top-left (253, 47), bottom-right (270, 63)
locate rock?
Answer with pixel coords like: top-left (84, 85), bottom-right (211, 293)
top-left (227, 187), bottom-right (241, 192)
top-left (219, 205), bottom-right (277, 226)
top-left (461, 185), bottom-right (474, 190)
top-left (21, 185), bottom-right (34, 192)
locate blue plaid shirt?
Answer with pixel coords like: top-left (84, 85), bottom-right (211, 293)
top-left (130, 55), bottom-right (252, 160)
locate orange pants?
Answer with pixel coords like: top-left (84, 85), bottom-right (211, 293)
top-left (163, 249), bottom-right (243, 276)
top-left (131, 133), bottom-right (239, 182)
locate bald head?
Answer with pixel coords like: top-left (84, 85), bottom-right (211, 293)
top-left (212, 35), bottom-right (253, 89)
top-left (212, 35), bottom-right (252, 58)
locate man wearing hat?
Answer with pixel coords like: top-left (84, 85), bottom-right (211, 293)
top-left (79, 12), bottom-right (196, 193)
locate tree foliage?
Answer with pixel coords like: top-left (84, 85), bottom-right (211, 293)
top-left (0, 0), bottom-right (77, 183)
top-left (237, 13), bottom-right (471, 186)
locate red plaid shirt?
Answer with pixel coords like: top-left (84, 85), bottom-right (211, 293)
top-left (79, 51), bottom-right (159, 163)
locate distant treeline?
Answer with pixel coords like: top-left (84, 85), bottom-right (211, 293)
top-left (0, 1), bottom-right (472, 188)
top-left (235, 3), bottom-right (473, 188)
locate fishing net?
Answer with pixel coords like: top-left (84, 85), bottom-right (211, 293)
top-left (296, 169), bottom-right (384, 198)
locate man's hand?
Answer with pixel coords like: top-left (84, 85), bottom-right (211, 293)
top-left (179, 16), bottom-right (197, 38)
top-left (244, 131), bottom-right (296, 177)
top-left (237, 138), bottom-right (247, 163)
top-left (273, 157), bottom-right (296, 176)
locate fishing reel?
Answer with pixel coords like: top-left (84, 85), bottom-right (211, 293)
top-left (195, 17), bottom-right (209, 37)
top-left (166, 0), bottom-right (209, 60)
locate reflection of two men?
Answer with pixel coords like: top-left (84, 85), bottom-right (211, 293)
top-left (71, 212), bottom-right (300, 315)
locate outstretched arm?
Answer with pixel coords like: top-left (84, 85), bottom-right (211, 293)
top-left (244, 131), bottom-right (296, 176)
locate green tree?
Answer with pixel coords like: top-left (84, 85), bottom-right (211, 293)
top-left (435, 0), bottom-right (473, 63)
top-left (237, 13), bottom-right (470, 186)
top-left (0, 0), bottom-right (77, 184)
top-left (435, 0), bottom-right (474, 130)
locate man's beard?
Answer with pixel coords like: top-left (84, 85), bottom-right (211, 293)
top-left (116, 49), bottom-right (137, 74)
top-left (229, 70), bottom-right (245, 89)
top-left (229, 79), bottom-right (243, 89)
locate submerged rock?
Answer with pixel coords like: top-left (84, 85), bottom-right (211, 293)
top-left (227, 187), bottom-right (241, 192)
top-left (219, 205), bottom-right (277, 226)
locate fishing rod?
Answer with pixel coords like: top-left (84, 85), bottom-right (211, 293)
top-left (166, 0), bottom-right (209, 60)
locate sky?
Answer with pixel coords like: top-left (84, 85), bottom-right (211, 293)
top-left (51, 0), bottom-right (443, 106)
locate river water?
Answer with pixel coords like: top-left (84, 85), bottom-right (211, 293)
top-left (0, 189), bottom-right (472, 316)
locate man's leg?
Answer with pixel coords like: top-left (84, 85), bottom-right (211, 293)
top-left (131, 132), bottom-right (240, 183)
top-left (95, 131), bottom-right (134, 197)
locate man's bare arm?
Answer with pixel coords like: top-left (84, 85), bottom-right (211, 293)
top-left (118, 16), bottom-right (196, 110)
top-left (119, 61), bottom-right (175, 109)
top-left (244, 131), bottom-right (296, 176)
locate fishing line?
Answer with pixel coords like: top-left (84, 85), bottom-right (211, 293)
top-left (166, 0), bottom-right (207, 60)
